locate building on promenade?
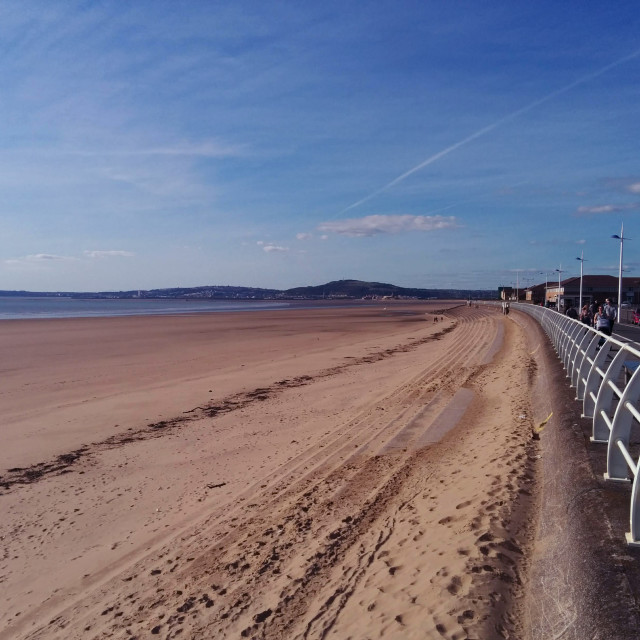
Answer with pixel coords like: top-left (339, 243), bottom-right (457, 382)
top-left (526, 275), bottom-right (640, 310)
top-left (525, 283), bottom-right (547, 305)
top-left (498, 286), bottom-right (526, 302)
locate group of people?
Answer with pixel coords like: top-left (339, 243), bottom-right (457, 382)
top-left (571, 298), bottom-right (617, 336)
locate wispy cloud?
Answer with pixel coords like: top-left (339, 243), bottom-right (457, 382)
top-left (84, 250), bottom-right (134, 258)
top-left (575, 203), bottom-right (640, 216)
top-left (262, 244), bottom-right (289, 252)
top-left (318, 214), bottom-right (460, 238)
top-left (604, 178), bottom-right (640, 194)
top-left (46, 140), bottom-right (246, 159)
top-left (296, 232), bottom-right (312, 240)
top-left (5, 253), bottom-right (77, 266)
top-left (7, 253), bottom-right (75, 263)
top-left (6, 251), bottom-right (134, 266)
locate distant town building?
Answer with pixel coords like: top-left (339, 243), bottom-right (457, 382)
top-left (498, 286), bottom-right (513, 301)
top-left (498, 286), bottom-right (526, 301)
top-left (525, 275), bottom-right (640, 309)
top-left (525, 283), bottom-right (546, 305)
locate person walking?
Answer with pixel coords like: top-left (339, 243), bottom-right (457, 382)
top-left (579, 304), bottom-right (593, 326)
top-left (594, 305), bottom-right (612, 336)
top-left (603, 298), bottom-right (617, 333)
top-left (565, 303), bottom-right (578, 319)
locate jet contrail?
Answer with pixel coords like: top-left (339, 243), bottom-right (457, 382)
top-left (340, 48), bottom-right (640, 215)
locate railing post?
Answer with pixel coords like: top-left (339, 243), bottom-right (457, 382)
top-left (592, 346), bottom-right (628, 443)
top-left (606, 361), bottom-right (640, 480)
top-left (583, 339), bottom-right (615, 421)
top-left (571, 327), bottom-right (595, 390)
top-left (552, 316), bottom-right (568, 352)
top-left (563, 322), bottom-right (586, 376)
top-left (627, 472), bottom-right (640, 546)
top-left (560, 318), bottom-right (577, 364)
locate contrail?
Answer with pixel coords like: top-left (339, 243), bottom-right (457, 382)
top-left (340, 48), bottom-right (640, 215)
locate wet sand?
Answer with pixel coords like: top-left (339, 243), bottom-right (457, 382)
top-left (0, 302), bottom-right (542, 639)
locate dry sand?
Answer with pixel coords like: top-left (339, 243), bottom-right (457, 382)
top-left (0, 302), bottom-right (542, 639)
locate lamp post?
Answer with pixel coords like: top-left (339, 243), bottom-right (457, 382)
top-left (555, 265), bottom-right (564, 310)
top-left (539, 271), bottom-right (549, 306)
top-left (576, 251), bottom-right (585, 312)
top-left (612, 224), bottom-right (629, 310)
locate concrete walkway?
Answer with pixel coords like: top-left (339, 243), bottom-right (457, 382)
top-left (515, 310), bottom-right (640, 640)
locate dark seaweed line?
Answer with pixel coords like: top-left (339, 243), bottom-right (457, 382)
top-left (0, 321), bottom-right (456, 494)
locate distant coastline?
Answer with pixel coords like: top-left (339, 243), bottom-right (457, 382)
top-left (0, 278), bottom-right (496, 303)
top-left (0, 295), bottom-right (441, 321)
top-left (0, 297), bottom-right (291, 320)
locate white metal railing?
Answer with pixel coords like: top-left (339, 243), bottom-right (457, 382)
top-left (513, 303), bottom-right (640, 546)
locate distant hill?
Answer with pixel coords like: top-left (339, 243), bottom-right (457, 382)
top-left (0, 280), bottom-right (496, 300)
top-left (283, 279), bottom-right (492, 300)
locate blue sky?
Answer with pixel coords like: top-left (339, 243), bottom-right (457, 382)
top-left (2, 1), bottom-right (640, 292)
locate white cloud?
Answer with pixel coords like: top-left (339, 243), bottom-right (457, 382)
top-left (84, 250), bottom-right (134, 258)
top-left (4, 253), bottom-right (77, 267)
top-left (263, 244), bottom-right (289, 253)
top-left (575, 203), bottom-right (640, 215)
top-left (317, 214), bottom-right (460, 237)
top-left (10, 253), bottom-right (74, 263)
top-left (296, 232), bottom-right (312, 240)
top-left (256, 240), bottom-right (264, 246)
top-left (320, 235), bottom-right (328, 240)
top-left (34, 253), bottom-right (71, 261)
top-left (627, 182), bottom-right (640, 194)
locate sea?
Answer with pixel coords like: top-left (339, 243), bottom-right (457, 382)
top-left (0, 297), bottom-right (292, 320)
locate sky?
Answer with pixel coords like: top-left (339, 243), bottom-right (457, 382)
top-left (2, 1), bottom-right (640, 292)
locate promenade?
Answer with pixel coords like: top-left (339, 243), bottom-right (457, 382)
top-left (613, 318), bottom-right (640, 343)
top-left (512, 304), bottom-right (640, 639)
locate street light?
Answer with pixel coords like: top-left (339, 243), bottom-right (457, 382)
top-left (555, 265), bottom-right (564, 310)
top-left (539, 271), bottom-right (550, 306)
top-left (576, 251), bottom-right (586, 311)
top-left (612, 224), bottom-right (630, 311)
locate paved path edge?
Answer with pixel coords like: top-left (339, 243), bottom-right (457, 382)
top-left (517, 311), bottom-right (640, 640)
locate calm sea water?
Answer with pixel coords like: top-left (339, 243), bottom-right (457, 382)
top-left (0, 297), bottom-right (291, 320)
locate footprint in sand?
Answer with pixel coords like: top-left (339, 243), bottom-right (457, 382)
top-left (457, 609), bottom-right (475, 624)
top-left (446, 576), bottom-right (463, 594)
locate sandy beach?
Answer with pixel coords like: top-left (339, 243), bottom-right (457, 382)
top-left (0, 302), bottom-right (543, 639)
